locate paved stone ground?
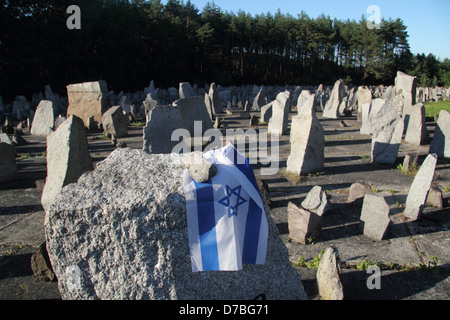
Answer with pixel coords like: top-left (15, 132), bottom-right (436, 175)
top-left (0, 109), bottom-right (449, 300)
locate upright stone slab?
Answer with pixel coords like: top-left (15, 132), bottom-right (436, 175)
top-left (260, 103), bottom-right (273, 123)
top-left (268, 91), bottom-right (291, 135)
top-left (143, 96), bottom-right (213, 154)
top-left (390, 90), bottom-right (405, 117)
top-left (369, 99), bottom-right (404, 164)
top-left (203, 93), bottom-right (214, 121)
top-left (404, 103), bottom-right (428, 145)
top-left (41, 116), bottom-right (93, 213)
top-left (286, 92), bottom-right (324, 175)
top-left (31, 100), bottom-right (55, 137)
top-left (359, 102), bottom-right (372, 135)
top-left (403, 153), bottom-right (438, 221)
top-left (66, 81), bottom-right (110, 129)
top-left (323, 80), bottom-right (346, 119)
top-left (102, 106), bottom-right (128, 138)
top-left (143, 105), bottom-right (182, 154)
top-left (287, 202), bottom-right (322, 245)
top-left (208, 83), bottom-right (222, 115)
top-left (0, 142), bottom-right (17, 183)
top-left (179, 82), bottom-right (195, 99)
top-left (357, 87), bottom-right (372, 133)
top-left (45, 148), bottom-right (308, 300)
top-left (316, 246), bottom-right (344, 300)
top-left (173, 96), bottom-right (213, 135)
top-left (360, 194), bottom-right (391, 241)
top-left (252, 88), bottom-right (265, 111)
top-left (297, 90), bottom-right (314, 114)
top-left (395, 71), bottom-right (418, 131)
top-left (429, 110), bottom-right (450, 158)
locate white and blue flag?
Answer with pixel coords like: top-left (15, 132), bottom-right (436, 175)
top-left (183, 144), bottom-right (269, 272)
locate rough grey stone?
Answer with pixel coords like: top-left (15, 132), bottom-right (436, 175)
top-left (268, 91), bottom-right (291, 135)
top-left (347, 181), bottom-right (373, 203)
top-left (426, 187), bottom-right (444, 209)
top-left (288, 202), bottom-right (322, 245)
top-left (41, 116), bottom-right (93, 212)
top-left (316, 246), bottom-right (344, 300)
top-left (208, 83), bottom-right (222, 115)
top-left (395, 71), bottom-right (418, 131)
top-left (143, 96), bottom-right (213, 154)
top-left (360, 194), bottom-right (391, 241)
top-left (359, 102), bottom-right (372, 135)
top-left (249, 115), bottom-right (259, 126)
top-left (323, 80), bottom-right (346, 119)
top-left (31, 100), bottom-right (54, 137)
top-left (184, 152), bottom-right (217, 183)
top-left (45, 148), bottom-right (308, 300)
top-left (102, 106), bottom-right (128, 138)
top-left (2, 117), bottom-right (14, 134)
top-left (252, 88), bottom-right (265, 111)
top-left (301, 186), bottom-right (330, 217)
top-left (391, 90), bottom-right (404, 117)
top-left (369, 99), bottom-right (404, 164)
top-left (260, 103), bottom-right (273, 123)
top-left (0, 133), bottom-right (13, 145)
top-left (429, 110), bottom-right (450, 158)
top-left (203, 93), bottom-right (214, 121)
top-left (179, 82), bottom-right (195, 99)
top-left (404, 103), bottom-right (428, 145)
top-left (12, 133), bottom-right (28, 146)
top-left (403, 153), bottom-right (438, 221)
top-left (297, 90), bottom-right (314, 114)
top-left (286, 92), bottom-right (325, 176)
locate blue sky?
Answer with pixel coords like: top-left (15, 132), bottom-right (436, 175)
top-left (163, 0), bottom-right (450, 60)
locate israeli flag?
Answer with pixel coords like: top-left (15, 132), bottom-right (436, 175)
top-left (183, 144), bottom-right (269, 272)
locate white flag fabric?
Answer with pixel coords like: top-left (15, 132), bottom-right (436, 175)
top-left (183, 144), bottom-right (269, 272)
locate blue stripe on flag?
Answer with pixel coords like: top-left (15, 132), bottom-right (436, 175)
top-left (242, 198), bottom-right (263, 264)
top-left (193, 180), bottom-right (219, 271)
top-left (232, 147), bottom-right (259, 191)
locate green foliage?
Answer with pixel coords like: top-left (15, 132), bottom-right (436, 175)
top-left (356, 259), bottom-right (382, 271)
top-left (397, 161), bottom-right (419, 176)
top-left (293, 250), bottom-right (325, 269)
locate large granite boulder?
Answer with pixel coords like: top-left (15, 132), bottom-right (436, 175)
top-left (45, 148), bottom-right (308, 300)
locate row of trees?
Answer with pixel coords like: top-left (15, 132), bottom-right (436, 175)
top-left (1, 0), bottom-right (449, 101)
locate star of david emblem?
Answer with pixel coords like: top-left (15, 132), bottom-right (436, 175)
top-left (218, 185), bottom-right (248, 218)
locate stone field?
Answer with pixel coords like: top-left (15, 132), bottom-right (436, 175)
top-left (0, 79), bottom-right (449, 300)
